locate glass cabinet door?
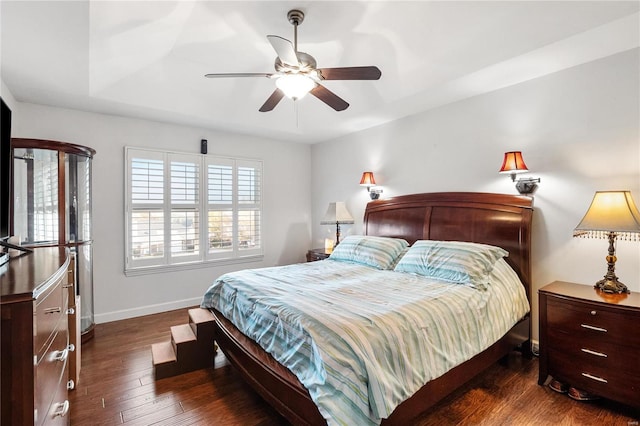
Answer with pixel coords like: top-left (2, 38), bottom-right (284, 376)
top-left (66, 153), bottom-right (92, 243)
top-left (13, 147), bottom-right (60, 245)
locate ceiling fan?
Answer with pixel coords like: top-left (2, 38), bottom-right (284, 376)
top-left (204, 9), bottom-right (382, 112)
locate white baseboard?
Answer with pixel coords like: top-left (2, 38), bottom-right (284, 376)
top-left (94, 297), bottom-right (202, 324)
top-left (532, 339), bottom-right (540, 356)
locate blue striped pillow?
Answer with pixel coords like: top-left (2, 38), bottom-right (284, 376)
top-left (394, 240), bottom-right (508, 289)
top-left (329, 235), bottom-right (409, 270)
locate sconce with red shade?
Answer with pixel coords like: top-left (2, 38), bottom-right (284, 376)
top-left (499, 151), bottom-right (540, 194)
top-left (360, 172), bottom-right (382, 200)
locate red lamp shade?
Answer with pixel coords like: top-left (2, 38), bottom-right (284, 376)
top-left (499, 151), bottom-right (529, 174)
top-left (360, 172), bottom-right (376, 186)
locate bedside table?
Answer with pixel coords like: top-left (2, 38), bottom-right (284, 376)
top-left (538, 281), bottom-right (640, 409)
top-left (306, 248), bottom-right (331, 262)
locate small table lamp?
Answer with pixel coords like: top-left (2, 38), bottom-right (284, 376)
top-left (320, 202), bottom-right (354, 246)
top-left (574, 190), bottom-right (640, 294)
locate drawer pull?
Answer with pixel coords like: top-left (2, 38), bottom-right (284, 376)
top-left (52, 348), bottom-right (69, 363)
top-left (53, 400), bottom-right (70, 418)
top-left (66, 307), bottom-right (75, 315)
top-left (582, 372), bottom-right (608, 383)
top-left (581, 348), bottom-right (607, 358)
top-left (44, 307), bottom-right (62, 314)
top-left (67, 379), bottom-right (75, 390)
top-left (590, 310), bottom-right (597, 316)
top-left (580, 324), bottom-right (607, 333)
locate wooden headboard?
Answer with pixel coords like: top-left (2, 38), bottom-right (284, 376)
top-left (364, 192), bottom-right (534, 301)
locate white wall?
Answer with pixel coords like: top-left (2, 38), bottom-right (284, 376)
top-left (11, 104), bottom-right (312, 323)
top-left (1, 78), bottom-right (17, 109)
top-left (311, 49), bottom-right (640, 341)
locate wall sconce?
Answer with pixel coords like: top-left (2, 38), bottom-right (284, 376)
top-left (320, 202), bottom-right (354, 246)
top-left (360, 172), bottom-right (382, 200)
top-left (574, 190), bottom-right (640, 294)
top-left (499, 151), bottom-right (541, 195)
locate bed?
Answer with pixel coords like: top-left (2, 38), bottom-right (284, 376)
top-left (202, 192), bottom-right (533, 425)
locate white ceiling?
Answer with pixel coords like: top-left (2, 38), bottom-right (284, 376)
top-left (1, 1), bottom-right (638, 144)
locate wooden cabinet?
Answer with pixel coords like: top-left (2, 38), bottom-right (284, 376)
top-left (538, 281), bottom-right (640, 409)
top-left (12, 138), bottom-right (96, 341)
top-left (306, 248), bottom-right (331, 262)
top-left (1, 247), bottom-right (75, 425)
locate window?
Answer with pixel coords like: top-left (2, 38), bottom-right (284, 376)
top-left (125, 147), bottom-right (262, 274)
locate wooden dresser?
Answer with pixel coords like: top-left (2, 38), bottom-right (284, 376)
top-left (1, 247), bottom-right (75, 425)
top-left (538, 280), bottom-right (640, 409)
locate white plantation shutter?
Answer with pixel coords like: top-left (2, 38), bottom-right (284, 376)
top-left (237, 160), bottom-right (261, 256)
top-left (206, 159), bottom-right (234, 259)
top-left (128, 151), bottom-right (165, 268)
top-left (125, 147), bottom-right (263, 273)
top-left (169, 154), bottom-right (200, 262)
top-left (205, 158), bottom-right (262, 260)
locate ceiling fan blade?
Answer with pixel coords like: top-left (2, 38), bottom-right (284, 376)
top-left (317, 66), bottom-right (382, 80)
top-left (205, 73), bottom-right (273, 78)
top-left (259, 89), bottom-right (285, 112)
top-left (310, 85), bottom-right (349, 111)
top-left (267, 35), bottom-right (299, 67)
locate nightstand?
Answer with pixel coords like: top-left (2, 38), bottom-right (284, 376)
top-left (538, 281), bottom-right (640, 409)
top-left (306, 248), bottom-right (331, 262)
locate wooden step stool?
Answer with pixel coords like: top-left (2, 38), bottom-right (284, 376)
top-left (151, 307), bottom-right (216, 379)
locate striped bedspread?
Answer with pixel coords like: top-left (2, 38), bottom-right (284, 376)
top-left (201, 258), bottom-right (529, 426)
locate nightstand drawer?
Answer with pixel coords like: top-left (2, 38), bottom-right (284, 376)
top-left (547, 298), bottom-right (640, 348)
top-left (547, 329), bottom-right (640, 376)
top-left (548, 347), bottom-right (640, 405)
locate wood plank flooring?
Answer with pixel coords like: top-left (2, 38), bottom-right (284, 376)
top-left (69, 308), bottom-right (639, 425)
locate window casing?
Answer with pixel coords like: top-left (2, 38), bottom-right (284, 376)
top-left (125, 147), bottom-right (262, 274)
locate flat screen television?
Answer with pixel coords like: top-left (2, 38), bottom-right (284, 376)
top-left (1, 97), bottom-right (11, 242)
top-left (1, 97), bottom-right (30, 262)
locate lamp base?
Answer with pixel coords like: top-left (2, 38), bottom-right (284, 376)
top-left (595, 277), bottom-right (629, 294)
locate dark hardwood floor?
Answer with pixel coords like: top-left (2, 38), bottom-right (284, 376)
top-left (70, 308), bottom-right (639, 425)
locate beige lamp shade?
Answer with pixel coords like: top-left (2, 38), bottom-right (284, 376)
top-left (574, 191), bottom-right (640, 239)
top-left (320, 202), bottom-right (354, 225)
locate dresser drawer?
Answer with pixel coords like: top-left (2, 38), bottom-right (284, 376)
top-left (547, 328), bottom-right (640, 376)
top-left (35, 328), bottom-right (70, 426)
top-left (42, 365), bottom-right (71, 426)
top-left (547, 297), bottom-right (640, 348)
top-left (548, 347), bottom-right (640, 407)
top-left (35, 279), bottom-right (68, 359)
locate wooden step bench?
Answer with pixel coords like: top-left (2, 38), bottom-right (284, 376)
top-left (151, 307), bottom-right (217, 380)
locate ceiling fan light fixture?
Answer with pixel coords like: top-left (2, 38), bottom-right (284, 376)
top-left (276, 74), bottom-right (317, 100)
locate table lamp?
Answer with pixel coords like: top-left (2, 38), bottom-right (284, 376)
top-left (320, 202), bottom-right (354, 246)
top-left (574, 190), bottom-right (640, 294)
